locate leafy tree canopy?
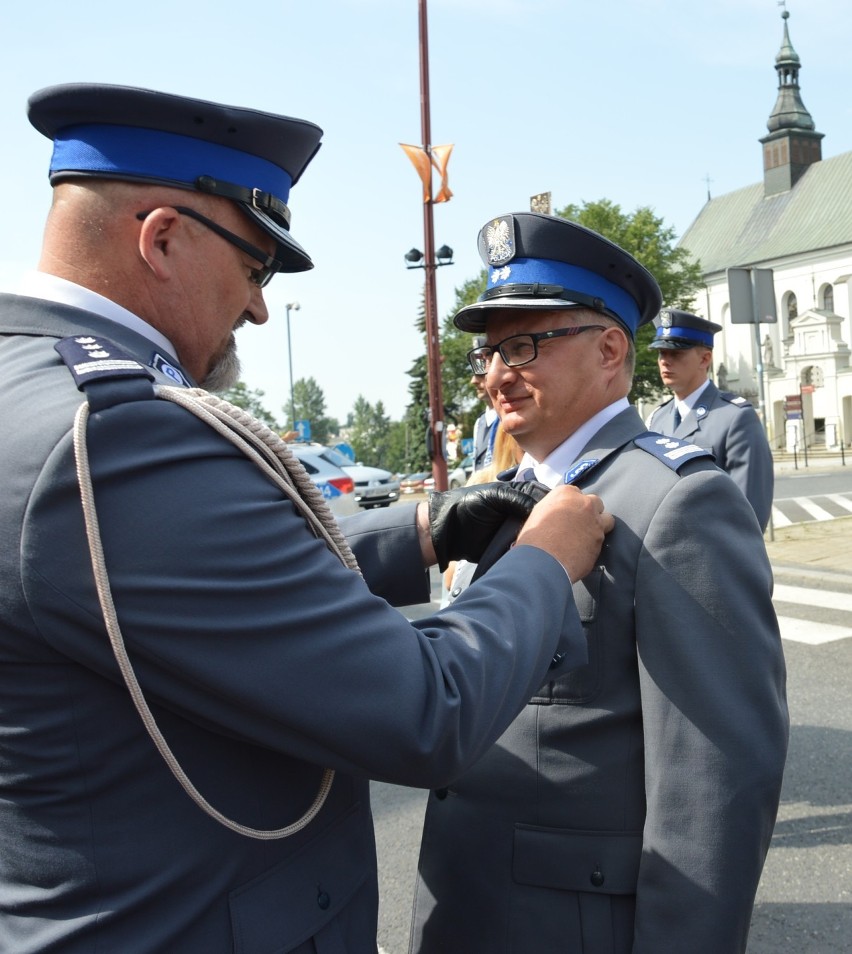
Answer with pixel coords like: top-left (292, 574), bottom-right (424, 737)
top-left (219, 381), bottom-right (280, 430)
top-left (556, 199), bottom-right (704, 403)
top-left (289, 376), bottom-right (339, 445)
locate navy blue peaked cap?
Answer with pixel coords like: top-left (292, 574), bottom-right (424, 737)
top-left (28, 83), bottom-right (323, 272)
top-left (453, 212), bottom-right (662, 338)
top-left (648, 309), bottom-right (723, 350)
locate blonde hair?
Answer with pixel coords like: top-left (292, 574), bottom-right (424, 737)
top-left (466, 425), bottom-right (521, 485)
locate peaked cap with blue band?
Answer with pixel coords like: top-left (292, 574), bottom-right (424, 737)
top-left (648, 309), bottom-right (723, 350)
top-left (453, 212), bottom-right (662, 338)
top-left (27, 83), bottom-right (323, 272)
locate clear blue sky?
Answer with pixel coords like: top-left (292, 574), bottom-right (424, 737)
top-left (2, 0), bottom-right (849, 424)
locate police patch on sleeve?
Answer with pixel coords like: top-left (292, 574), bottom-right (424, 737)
top-left (634, 432), bottom-right (714, 471)
top-left (55, 336), bottom-right (154, 391)
top-left (150, 351), bottom-right (191, 387)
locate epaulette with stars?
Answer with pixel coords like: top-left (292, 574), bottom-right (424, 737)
top-left (633, 432), bottom-right (715, 472)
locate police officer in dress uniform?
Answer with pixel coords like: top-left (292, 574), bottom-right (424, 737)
top-left (648, 308), bottom-right (775, 530)
top-left (409, 213), bottom-right (788, 954)
top-left (470, 336), bottom-right (500, 473)
top-left (0, 86), bottom-right (614, 954)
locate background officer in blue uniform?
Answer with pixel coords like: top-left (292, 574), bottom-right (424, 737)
top-left (469, 335), bottom-right (500, 473)
top-left (648, 308), bottom-right (775, 530)
top-left (0, 85), bottom-right (613, 954)
top-left (409, 213), bottom-right (788, 954)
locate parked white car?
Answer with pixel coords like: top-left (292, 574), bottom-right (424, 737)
top-left (319, 446), bottom-right (401, 509)
top-left (287, 443), bottom-right (359, 517)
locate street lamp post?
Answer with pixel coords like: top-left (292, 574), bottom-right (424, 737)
top-left (285, 301), bottom-right (300, 429)
top-left (412, 0), bottom-right (449, 491)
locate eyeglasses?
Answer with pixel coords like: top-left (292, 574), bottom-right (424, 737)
top-left (135, 206), bottom-right (284, 288)
top-left (467, 325), bottom-right (607, 374)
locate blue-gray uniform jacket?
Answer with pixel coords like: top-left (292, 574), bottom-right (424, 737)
top-left (411, 407), bottom-right (788, 954)
top-left (648, 380), bottom-right (775, 530)
top-left (0, 292), bottom-right (586, 954)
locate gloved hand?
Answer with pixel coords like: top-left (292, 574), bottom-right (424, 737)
top-left (429, 480), bottom-right (550, 571)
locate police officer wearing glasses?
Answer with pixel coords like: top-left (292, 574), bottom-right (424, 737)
top-left (647, 309), bottom-right (775, 530)
top-left (0, 87), bottom-right (614, 953)
top-left (410, 212), bottom-right (788, 954)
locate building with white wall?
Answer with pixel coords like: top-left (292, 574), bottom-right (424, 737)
top-left (678, 10), bottom-right (852, 451)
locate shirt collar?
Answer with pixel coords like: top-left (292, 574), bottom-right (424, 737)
top-left (15, 271), bottom-right (179, 360)
top-left (676, 378), bottom-right (710, 418)
top-left (516, 397), bottom-right (629, 488)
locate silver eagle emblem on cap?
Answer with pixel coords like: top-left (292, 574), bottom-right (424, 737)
top-left (483, 216), bottom-right (515, 266)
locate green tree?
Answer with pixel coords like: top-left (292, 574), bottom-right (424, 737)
top-left (348, 396), bottom-right (393, 468)
top-left (219, 381), bottom-right (280, 430)
top-left (289, 377), bottom-right (339, 444)
top-left (556, 199), bottom-right (704, 402)
top-left (404, 277), bottom-right (488, 460)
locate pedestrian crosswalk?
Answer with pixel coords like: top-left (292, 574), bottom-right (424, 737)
top-left (771, 491), bottom-right (852, 527)
top-left (773, 579), bottom-right (852, 644)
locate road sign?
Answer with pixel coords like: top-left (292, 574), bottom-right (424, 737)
top-left (727, 267), bottom-right (778, 323)
top-left (295, 419), bottom-right (312, 440)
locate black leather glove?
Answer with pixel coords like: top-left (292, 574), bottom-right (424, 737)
top-left (429, 480), bottom-right (550, 571)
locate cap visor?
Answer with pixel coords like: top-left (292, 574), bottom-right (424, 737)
top-left (239, 204), bottom-right (313, 273)
top-left (454, 298), bottom-right (584, 332)
top-left (648, 338), bottom-right (699, 351)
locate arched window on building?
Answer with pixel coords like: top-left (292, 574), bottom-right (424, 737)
top-left (781, 291), bottom-right (797, 340)
top-left (819, 283), bottom-right (834, 312)
top-left (786, 292), bottom-right (798, 319)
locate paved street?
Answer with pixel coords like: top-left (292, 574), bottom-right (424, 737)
top-left (373, 473), bottom-right (852, 954)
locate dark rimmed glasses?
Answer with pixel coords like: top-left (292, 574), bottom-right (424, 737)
top-left (467, 325), bottom-right (607, 374)
top-left (135, 206), bottom-right (284, 288)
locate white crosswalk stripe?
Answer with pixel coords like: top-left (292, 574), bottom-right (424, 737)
top-left (772, 490), bottom-right (852, 527)
top-left (791, 496), bottom-right (836, 521)
top-left (825, 493), bottom-right (852, 513)
top-left (773, 582), bottom-right (852, 644)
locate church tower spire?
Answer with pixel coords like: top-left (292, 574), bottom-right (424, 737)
top-left (759, 7), bottom-right (823, 196)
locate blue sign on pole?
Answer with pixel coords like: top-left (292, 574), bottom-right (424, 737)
top-left (460, 438), bottom-right (474, 455)
top-left (295, 420), bottom-right (312, 441)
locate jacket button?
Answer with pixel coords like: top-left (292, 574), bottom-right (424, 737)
top-left (317, 889), bottom-right (331, 910)
top-left (590, 866), bottom-right (604, 887)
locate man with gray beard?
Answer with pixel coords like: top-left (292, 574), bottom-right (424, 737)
top-left (0, 84), bottom-right (613, 953)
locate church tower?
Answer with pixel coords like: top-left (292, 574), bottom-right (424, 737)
top-left (759, 8), bottom-right (823, 196)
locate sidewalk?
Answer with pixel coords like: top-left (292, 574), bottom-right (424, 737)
top-left (765, 514), bottom-right (852, 574)
top-left (767, 456), bottom-right (852, 574)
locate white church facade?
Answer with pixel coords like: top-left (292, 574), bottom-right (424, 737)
top-left (678, 10), bottom-right (852, 453)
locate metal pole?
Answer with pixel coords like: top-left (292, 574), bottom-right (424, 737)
top-left (417, 0), bottom-right (448, 491)
top-left (286, 302), bottom-right (300, 429)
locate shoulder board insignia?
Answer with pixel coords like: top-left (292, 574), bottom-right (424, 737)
top-left (634, 432), bottom-right (714, 471)
top-left (719, 391), bottom-right (753, 408)
top-left (55, 336), bottom-right (154, 391)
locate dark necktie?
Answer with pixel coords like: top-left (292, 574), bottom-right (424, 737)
top-left (673, 407), bottom-right (682, 428)
top-left (516, 467), bottom-right (536, 482)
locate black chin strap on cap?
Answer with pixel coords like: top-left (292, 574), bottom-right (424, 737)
top-left (480, 282), bottom-right (612, 316)
top-left (195, 175), bottom-right (291, 229)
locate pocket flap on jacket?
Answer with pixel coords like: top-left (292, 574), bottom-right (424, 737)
top-left (513, 824), bottom-right (642, 895)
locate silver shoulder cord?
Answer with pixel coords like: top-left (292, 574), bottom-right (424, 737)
top-left (72, 385), bottom-right (361, 840)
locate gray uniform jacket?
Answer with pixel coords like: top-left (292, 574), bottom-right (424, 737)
top-left (648, 380), bottom-right (774, 530)
top-left (411, 407), bottom-right (788, 954)
top-left (0, 293), bottom-right (586, 954)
